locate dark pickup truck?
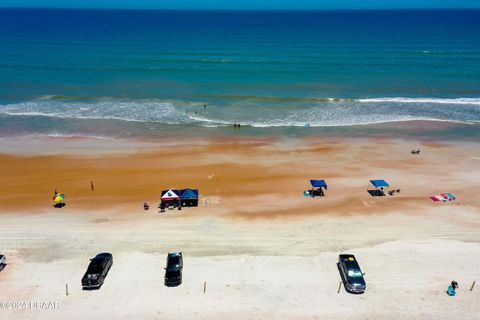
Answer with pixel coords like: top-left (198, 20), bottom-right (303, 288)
top-left (164, 252), bottom-right (183, 287)
top-left (338, 254), bottom-right (366, 293)
top-left (81, 253), bottom-right (113, 289)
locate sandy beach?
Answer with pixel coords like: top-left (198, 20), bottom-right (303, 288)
top-left (0, 135), bottom-right (479, 319)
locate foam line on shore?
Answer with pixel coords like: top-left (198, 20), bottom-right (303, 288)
top-left (1, 97), bottom-right (479, 128)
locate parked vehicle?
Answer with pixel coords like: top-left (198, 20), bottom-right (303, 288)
top-left (164, 252), bottom-right (183, 287)
top-left (338, 254), bottom-right (366, 293)
top-left (0, 255), bottom-right (6, 271)
top-left (81, 253), bottom-right (113, 289)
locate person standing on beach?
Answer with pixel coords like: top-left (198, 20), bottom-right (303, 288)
top-left (90, 181), bottom-right (94, 192)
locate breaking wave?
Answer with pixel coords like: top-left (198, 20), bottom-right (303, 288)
top-left (0, 96), bottom-right (479, 128)
top-left (357, 97), bottom-right (480, 105)
top-left (0, 100), bottom-right (188, 124)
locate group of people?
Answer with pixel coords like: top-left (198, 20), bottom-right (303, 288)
top-left (185, 103), bottom-right (244, 128)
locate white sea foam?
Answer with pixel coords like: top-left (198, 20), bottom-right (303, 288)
top-left (357, 97), bottom-right (480, 105)
top-left (0, 100), bottom-right (188, 124)
top-left (1, 97), bottom-right (479, 128)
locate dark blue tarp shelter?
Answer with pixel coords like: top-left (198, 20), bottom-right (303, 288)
top-left (179, 188), bottom-right (199, 207)
top-left (370, 180), bottom-right (390, 188)
top-left (310, 180), bottom-right (327, 189)
top-left (180, 189), bottom-right (198, 199)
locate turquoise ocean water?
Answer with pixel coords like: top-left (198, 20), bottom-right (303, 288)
top-left (0, 9), bottom-right (479, 139)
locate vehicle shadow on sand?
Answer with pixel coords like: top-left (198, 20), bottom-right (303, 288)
top-left (82, 285), bottom-right (102, 291)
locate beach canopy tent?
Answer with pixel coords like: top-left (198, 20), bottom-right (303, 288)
top-left (161, 189), bottom-right (180, 200)
top-left (179, 188), bottom-right (199, 207)
top-left (370, 180), bottom-right (390, 188)
top-left (368, 179), bottom-right (390, 197)
top-left (160, 188), bottom-right (199, 208)
top-left (310, 180), bottom-right (327, 189)
top-left (160, 189), bottom-right (181, 208)
top-left (306, 179), bottom-right (327, 197)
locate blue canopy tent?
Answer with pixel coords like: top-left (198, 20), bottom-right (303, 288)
top-left (369, 179), bottom-right (390, 197)
top-left (310, 180), bottom-right (327, 189)
top-left (179, 188), bottom-right (199, 207)
top-left (305, 179), bottom-right (327, 197)
top-left (370, 180), bottom-right (390, 188)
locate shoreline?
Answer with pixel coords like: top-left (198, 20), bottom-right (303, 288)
top-left (2, 117), bottom-right (480, 143)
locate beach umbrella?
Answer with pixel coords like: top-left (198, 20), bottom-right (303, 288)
top-left (52, 193), bottom-right (65, 202)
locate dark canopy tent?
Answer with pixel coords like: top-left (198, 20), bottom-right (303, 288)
top-left (179, 188), bottom-right (199, 207)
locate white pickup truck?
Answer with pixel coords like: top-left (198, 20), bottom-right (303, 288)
top-left (0, 255), bottom-right (6, 271)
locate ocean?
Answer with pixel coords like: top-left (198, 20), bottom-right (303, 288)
top-left (0, 9), bottom-right (479, 139)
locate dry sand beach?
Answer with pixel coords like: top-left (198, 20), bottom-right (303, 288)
top-left (1, 135), bottom-right (480, 319)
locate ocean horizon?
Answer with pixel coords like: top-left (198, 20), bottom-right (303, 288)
top-left (0, 8), bottom-right (479, 138)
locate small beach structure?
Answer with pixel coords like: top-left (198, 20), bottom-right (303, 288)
top-left (304, 179), bottom-right (327, 197)
top-left (160, 189), bottom-right (181, 209)
top-left (368, 179), bottom-right (389, 197)
top-left (159, 188), bottom-right (199, 209)
top-left (179, 188), bottom-right (199, 207)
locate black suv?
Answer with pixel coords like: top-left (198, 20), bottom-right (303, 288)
top-left (164, 252), bottom-right (183, 287)
top-left (338, 254), bottom-right (366, 293)
top-left (82, 253), bottom-right (113, 289)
